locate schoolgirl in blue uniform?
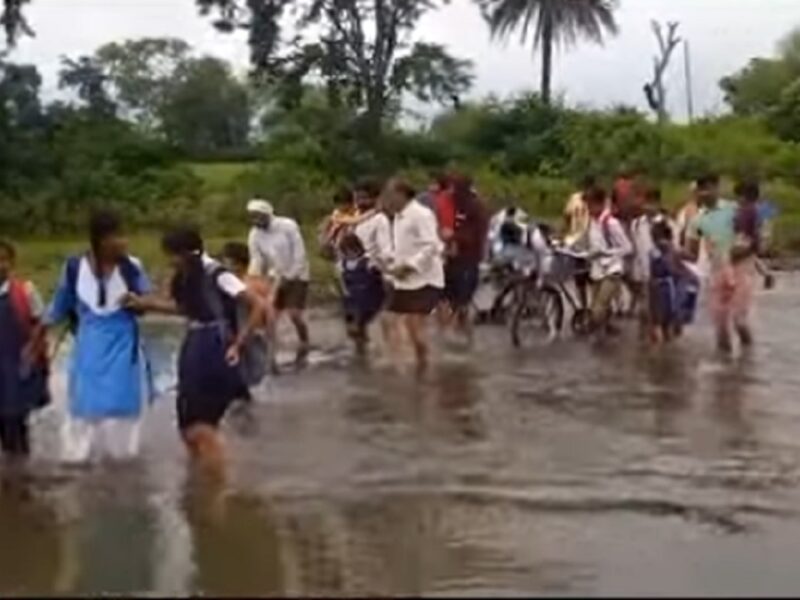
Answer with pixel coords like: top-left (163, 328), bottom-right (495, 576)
top-left (0, 239), bottom-right (49, 460)
top-left (124, 227), bottom-right (261, 476)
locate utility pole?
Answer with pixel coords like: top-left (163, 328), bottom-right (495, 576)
top-left (684, 39), bottom-right (695, 123)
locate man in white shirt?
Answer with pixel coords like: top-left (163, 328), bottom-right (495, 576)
top-left (246, 199), bottom-right (311, 364)
top-left (585, 186), bottom-right (633, 335)
top-left (382, 178), bottom-right (445, 371)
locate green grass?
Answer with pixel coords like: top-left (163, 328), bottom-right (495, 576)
top-left (14, 231), bottom-right (337, 303)
top-left (185, 161), bottom-right (254, 194)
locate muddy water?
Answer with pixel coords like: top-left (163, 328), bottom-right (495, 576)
top-left (2, 277), bottom-right (800, 596)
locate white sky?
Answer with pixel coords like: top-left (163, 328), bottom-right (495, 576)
top-left (7, 0), bottom-right (800, 122)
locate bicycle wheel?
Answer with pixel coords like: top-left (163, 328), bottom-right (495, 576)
top-left (571, 308), bottom-right (593, 336)
top-left (511, 284), bottom-right (565, 348)
top-left (482, 281), bottom-right (517, 325)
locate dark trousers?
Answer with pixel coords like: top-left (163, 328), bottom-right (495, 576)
top-left (0, 416), bottom-right (30, 457)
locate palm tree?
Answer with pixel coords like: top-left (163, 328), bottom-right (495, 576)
top-left (480, 0), bottom-right (619, 104)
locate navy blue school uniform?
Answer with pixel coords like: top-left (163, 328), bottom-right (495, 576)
top-left (649, 248), bottom-right (699, 329)
top-left (171, 255), bottom-right (249, 431)
top-left (340, 255), bottom-right (386, 328)
top-left (0, 279), bottom-right (49, 456)
top-left (649, 249), bottom-right (678, 328)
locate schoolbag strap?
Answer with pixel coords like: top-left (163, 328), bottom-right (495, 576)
top-left (118, 256), bottom-right (143, 295)
top-left (202, 263), bottom-right (231, 328)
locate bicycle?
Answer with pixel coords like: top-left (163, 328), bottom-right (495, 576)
top-left (509, 246), bottom-right (593, 348)
top-left (472, 261), bottom-right (520, 325)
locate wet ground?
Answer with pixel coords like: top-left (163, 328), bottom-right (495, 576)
top-left (2, 276), bottom-right (800, 596)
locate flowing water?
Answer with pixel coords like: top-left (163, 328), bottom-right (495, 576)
top-left (2, 276), bottom-right (800, 596)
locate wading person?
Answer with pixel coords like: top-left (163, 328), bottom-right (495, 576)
top-left (0, 240), bottom-right (49, 461)
top-left (686, 174), bottom-right (746, 355)
top-left (318, 186), bottom-right (357, 262)
top-left (648, 221), bottom-right (700, 345)
top-left (585, 187), bottom-right (633, 337)
top-left (563, 176), bottom-right (596, 309)
top-left (383, 178), bottom-right (445, 372)
top-left (221, 242), bottom-right (274, 401)
top-left (124, 227), bottom-right (261, 478)
top-left (246, 199), bottom-right (311, 366)
top-left (563, 175), bottom-right (595, 247)
top-left (347, 178), bottom-right (392, 355)
top-left (443, 174), bottom-right (490, 342)
top-left (46, 210), bottom-right (152, 464)
top-left (629, 188), bottom-right (665, 336)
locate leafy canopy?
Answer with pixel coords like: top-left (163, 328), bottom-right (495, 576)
top-left (195, 0), bottom-right (473, 131)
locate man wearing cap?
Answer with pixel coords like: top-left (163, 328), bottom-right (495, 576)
top-left (247, 199), bottom-right (311, 364)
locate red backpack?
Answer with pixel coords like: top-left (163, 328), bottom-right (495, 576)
top-left (7, 278), bottom-right (48, 368)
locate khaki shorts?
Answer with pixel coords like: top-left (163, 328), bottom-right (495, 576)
top-left (591, 276), bottom-right (623, 324)
top-left (275, 280), bottom-right (309, 311)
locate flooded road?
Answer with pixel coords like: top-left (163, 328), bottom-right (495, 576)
top-left (2, 277), bottom-right (800, 596)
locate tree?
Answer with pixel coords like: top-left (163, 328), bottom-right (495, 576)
top-left (94, 38), bottom-right (192, 130)
top-left (195, 0), bottom-right (473, 136)
top-left (0, 60), bottom-right (46, 188)
top-left (1, 0), bottom-right (31, 47)
top-left (721, 27), bottom-right (800, 117)
top-left (58, 55), bottom-right (117, 118)
top-left (0, 60), bottom-right (42, 128)
top-left (720, 58), bottom-right (794, 117)
top-left (478, 0), bottom-right (618, 105)
top-left (643, 21), bottom-right (681, 123)
top-left (159, 56), bottom-right (252, 156)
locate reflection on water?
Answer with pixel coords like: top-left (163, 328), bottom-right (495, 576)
top-left (2, 278), bottom-right (800, 596)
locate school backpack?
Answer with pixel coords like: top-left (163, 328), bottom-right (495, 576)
top-left (7, 278), bottom-right (48, 368)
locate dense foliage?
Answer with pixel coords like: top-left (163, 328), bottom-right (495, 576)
top-left (1, 16), bottom-right (800, 254)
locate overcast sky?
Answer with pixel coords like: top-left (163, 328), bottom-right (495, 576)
top-left (7, 0), bottom-right (800, 122)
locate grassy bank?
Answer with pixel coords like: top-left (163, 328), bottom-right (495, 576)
top-left (9, 165), bottom-right (799, 300)
top-left (13, 231), bottom-right (338, 302)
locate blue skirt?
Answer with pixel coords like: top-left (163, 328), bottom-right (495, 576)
top-left (177, 323), bottom-right (247, 431)
top-left (342, 267), bottom-right (386, 327)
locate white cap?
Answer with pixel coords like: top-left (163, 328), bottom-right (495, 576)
top-left (247, 198), bottom-right (274, 216)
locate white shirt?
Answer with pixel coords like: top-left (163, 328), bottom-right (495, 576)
top-left (630, 215), bottom-right (655, 283)
top-left (354, 211), bottom-right (392, 271)
top-left (488, 208), bottom-right (528, 240)
top-left (248, 216), bottom-right (310, 282)
top-left (390, 200), bottom-right (445, 291)
top-left (587, 213), bottom-right (633, 281)
top-left (202, 254), bottom-right (246, 298)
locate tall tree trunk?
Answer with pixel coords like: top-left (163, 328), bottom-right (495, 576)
top-left (540, 14), bottom-right (554, 105)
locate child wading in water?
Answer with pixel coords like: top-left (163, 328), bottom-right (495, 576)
top-left (124, 227), bottom-right (261, 477)
top-left (221, 242), bottom-right (274, 396)
top-left (648, 221), bottom-right (700, 345)
top-left (585, 186), bottom-right (633, 337)
top-left (47, 210), bottom-right (153, 464)
top-left (338, 232), bottom-right (387, 356)
top-left (0, 240), bottom-right (49, 462)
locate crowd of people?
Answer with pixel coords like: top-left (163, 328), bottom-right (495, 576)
top-left (0, 170), bottom-right (776, 477)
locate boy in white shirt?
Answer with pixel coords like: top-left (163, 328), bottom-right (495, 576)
top-left (585, 186), bottom-right (633, 336)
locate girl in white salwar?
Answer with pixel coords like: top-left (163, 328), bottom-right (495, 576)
top-left (45, 211), bottom-right (152, 464)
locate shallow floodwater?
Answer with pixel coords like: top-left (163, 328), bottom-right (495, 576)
top-left (2, 277), bottom-right (800, 596)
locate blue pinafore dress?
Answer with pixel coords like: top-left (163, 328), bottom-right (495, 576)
top-left (173, 260), bottom-right (247, 431)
